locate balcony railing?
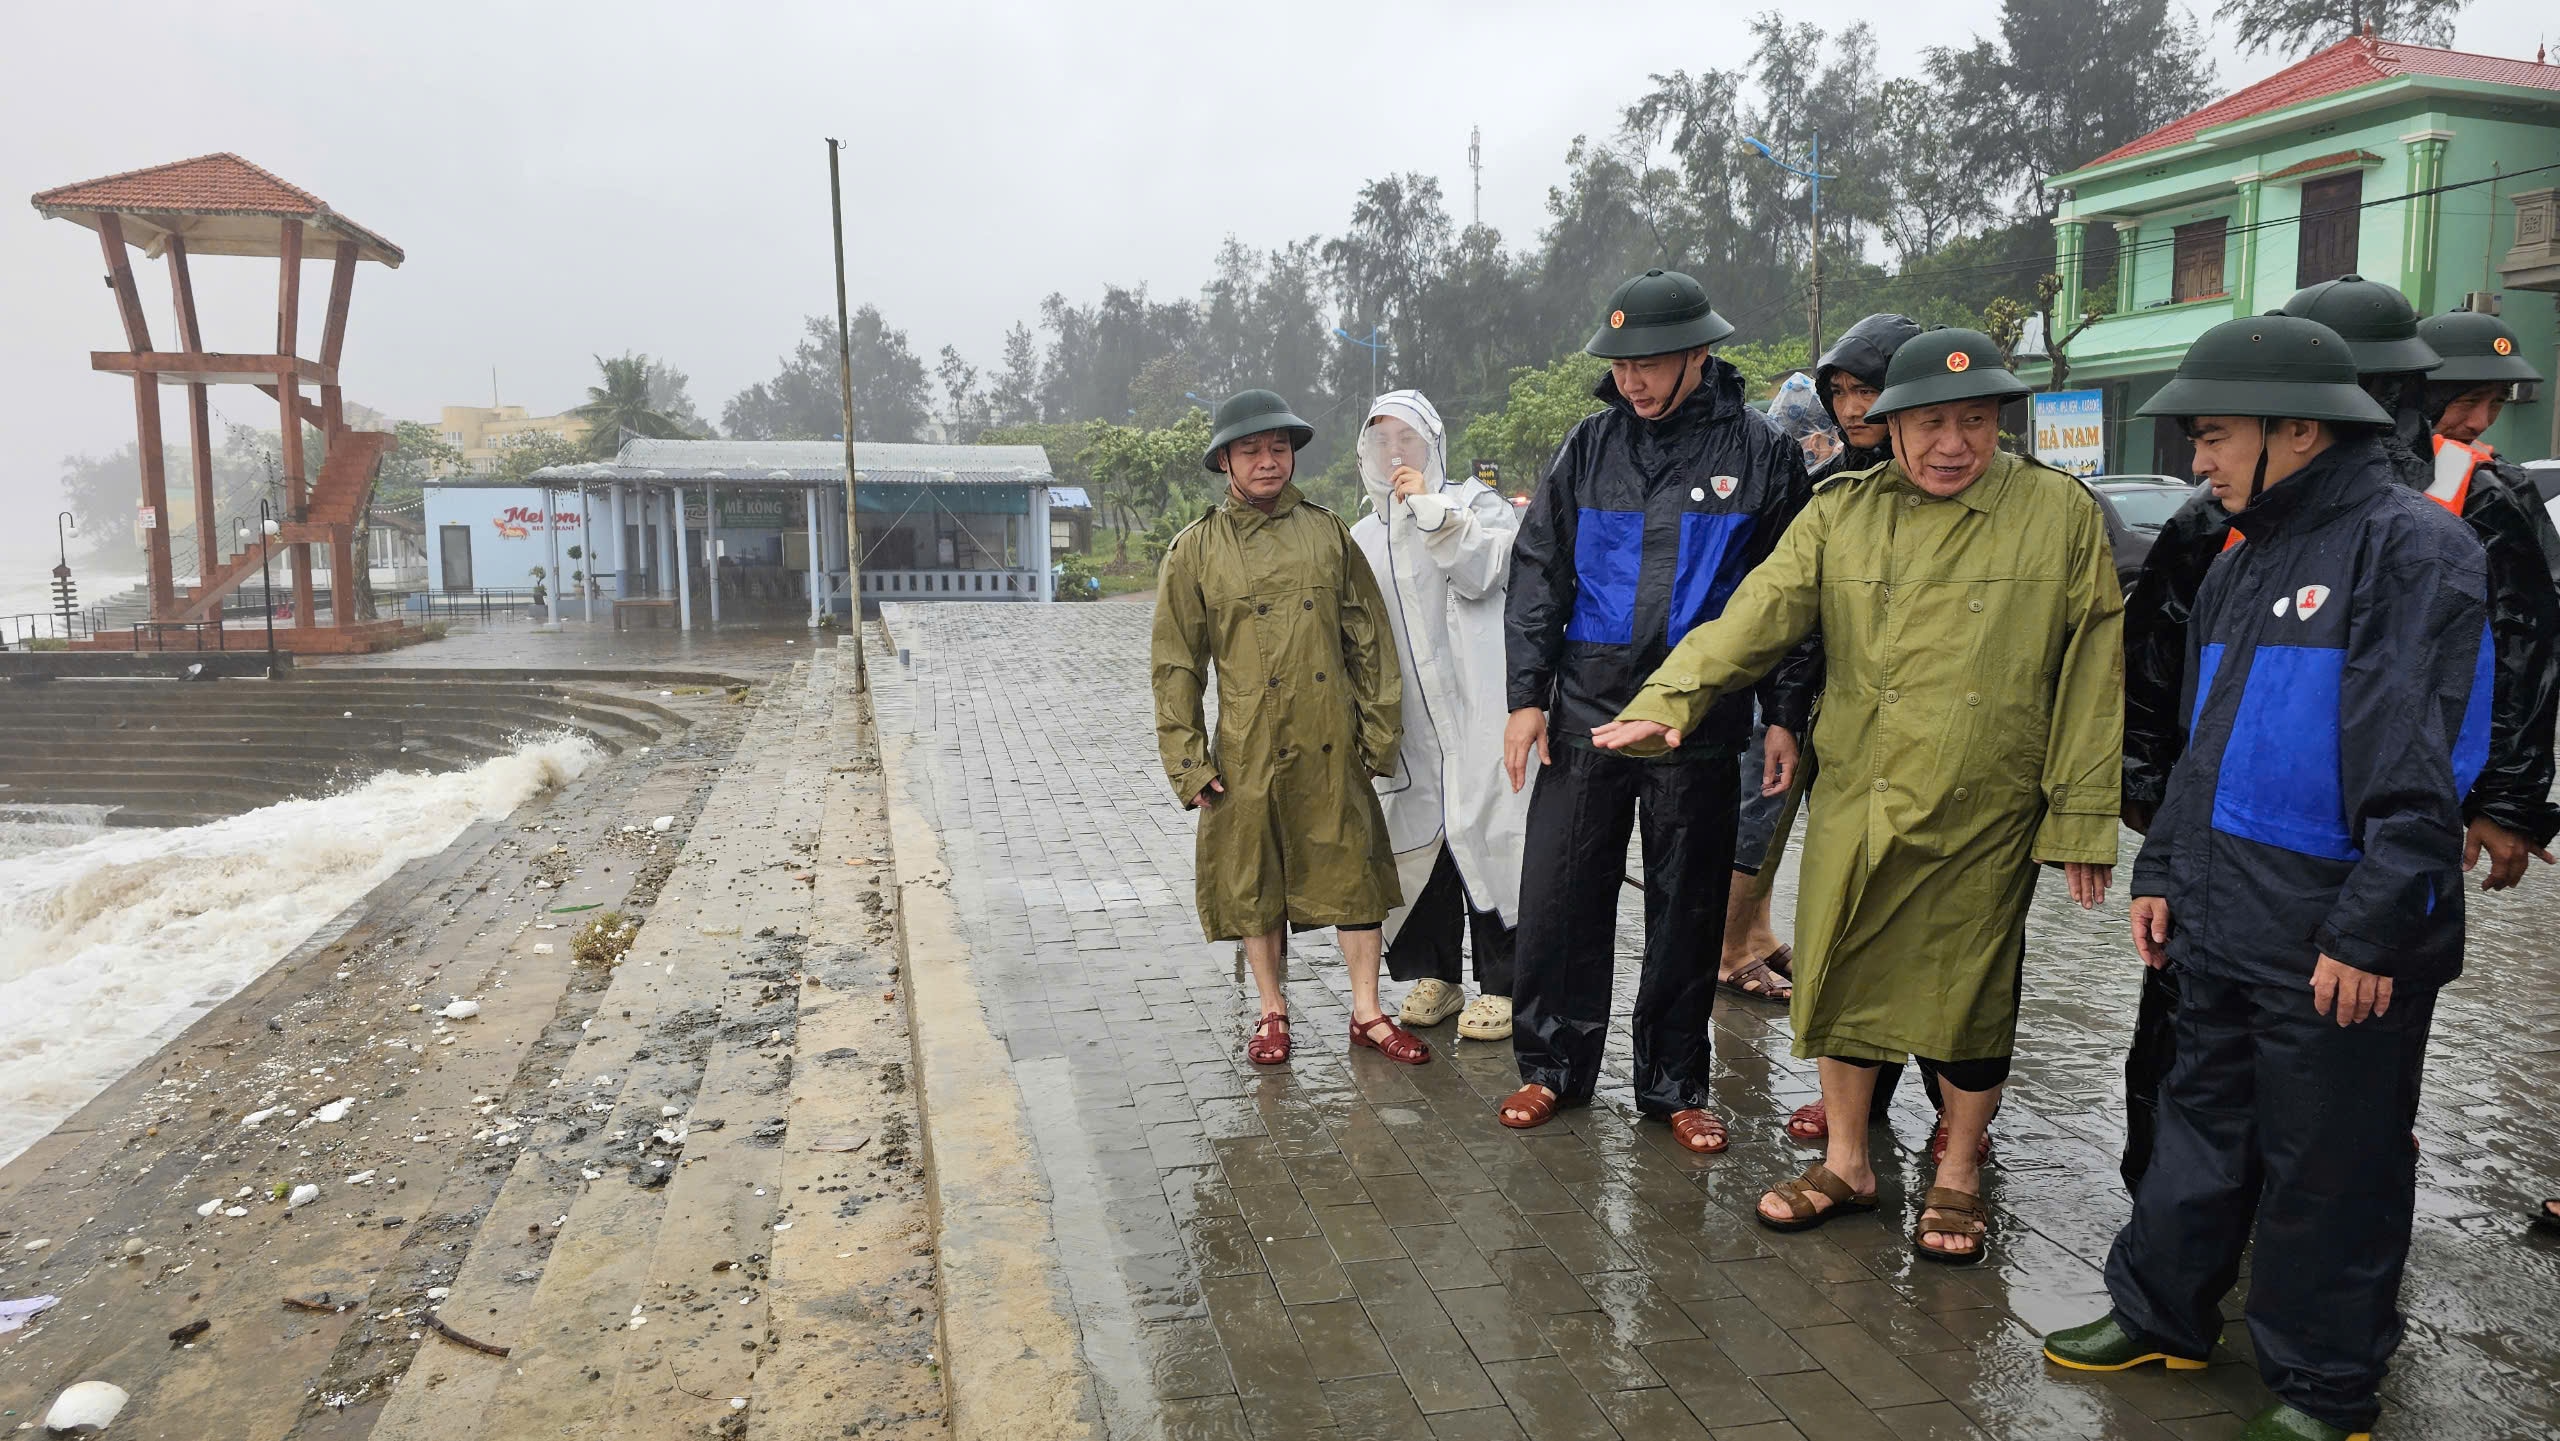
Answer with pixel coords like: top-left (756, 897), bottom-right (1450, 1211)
top-left (858, 568), bottom-right (1043, 600)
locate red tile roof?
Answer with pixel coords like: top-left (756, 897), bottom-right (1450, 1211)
top-left (31, 152), bottom-right (399, 262)
top-left (2078, 36), bottom-right (2560, 172)
top-left (36, 152), bottom-right (322, 217)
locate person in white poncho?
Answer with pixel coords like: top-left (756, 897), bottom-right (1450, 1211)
top-left (1349, 391), bottom-right (1530, 1041)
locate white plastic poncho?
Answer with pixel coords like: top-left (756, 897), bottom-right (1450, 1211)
top-left (1348, 390), bottom-right (1530, 942)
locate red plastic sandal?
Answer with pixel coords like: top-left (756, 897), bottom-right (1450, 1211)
top-left (1247, 1012), bottom-right (1291, 1065)
top-left (1350, 1014), bottom-right (1430, 1065)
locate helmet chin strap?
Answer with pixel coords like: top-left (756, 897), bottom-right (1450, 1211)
top-left (2248, 419), bottom-right (2272, 508)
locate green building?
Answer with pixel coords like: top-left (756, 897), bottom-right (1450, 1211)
top-left (2022, 33), bottom-right (2560, 474)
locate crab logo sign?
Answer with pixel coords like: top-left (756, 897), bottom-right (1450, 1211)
top-left (1711, 475), bottom-right (1738, 499)
top-left (2294, 584), bottom-right (2331, 620)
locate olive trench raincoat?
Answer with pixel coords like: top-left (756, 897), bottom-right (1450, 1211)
top-left (1153, 483), bottom-right (1405, 941)
top-left (1615, 451), bottom-right (2124, 1061)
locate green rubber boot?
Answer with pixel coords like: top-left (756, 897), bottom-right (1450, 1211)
top-left (2237, 1401), bottom-right (2370, 1441)
top-left (2041, 1314), bottom-right (2209, 1372)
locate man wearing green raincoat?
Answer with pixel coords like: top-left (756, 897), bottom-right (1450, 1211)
top-left (1593, 330), bottom-right (2123, 1265)
top-left (1153, 389), bottom-right (1432, 1069)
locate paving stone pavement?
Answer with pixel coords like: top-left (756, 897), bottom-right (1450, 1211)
top-left (874, 602), bottom-right (2560, 1441)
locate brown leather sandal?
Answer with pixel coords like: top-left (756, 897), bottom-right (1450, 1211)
top-left (1914, 1185), bottom-right (1989, 1265)
top-left (1718, 957), bottom-right (1793, 1003)
top-left (1668, 1109), bottom-right (1728, 1154)
top-left (1351, 1014), bottom-right (1430, 1066)
top-left (1247, 1012), bottom-right (1290, 1066)
top-left (1497, 1084), bottom-right (1559, 1129)
top-left (1756, 1163), bottom-right (1877, 1232)
top-left (1787, 1102), bottom-right (1829, 1142)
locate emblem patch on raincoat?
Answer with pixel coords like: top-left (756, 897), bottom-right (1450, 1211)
top-left (2294, 584), bottom-right (2330, 620)
top-left (1711, 475), bottom-right (1738, 499)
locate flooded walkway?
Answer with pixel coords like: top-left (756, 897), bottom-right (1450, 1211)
top-left (875, 602), bottom-right (2560, 1441)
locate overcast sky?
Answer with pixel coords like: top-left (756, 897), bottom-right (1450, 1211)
top-left (2, 0), bottom-right (2551, 559)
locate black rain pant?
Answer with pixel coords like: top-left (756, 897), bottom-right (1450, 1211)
top-left (1385, 845), bottom-right (1517, 995)
top-left (2119, 963), bottom-right (2182, 1193)
top-left (1513, 741), bottom-right (1732, 1116)
top-left (2102, 964), bottom-right (2435, 1436)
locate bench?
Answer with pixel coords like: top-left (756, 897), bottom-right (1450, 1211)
top-left (614, 598), bottom-right (678, 632)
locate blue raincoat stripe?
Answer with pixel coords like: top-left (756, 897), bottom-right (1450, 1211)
top-left (1667, 512), bottom-right (1756, 644)
top-left (1564, 508), bottom-right (1642, 644)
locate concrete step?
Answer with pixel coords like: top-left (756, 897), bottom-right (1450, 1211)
top-left (598, 665), bottom-right (834, 1440)
top-left (749, 643), bottom-right (945, 1439)
top-left (393, 669), bottom-right (811, 1440)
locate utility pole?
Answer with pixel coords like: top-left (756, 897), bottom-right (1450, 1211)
top-left (1808, 128), bottom-right (1823, 365)
top-left (1740, 133), bottom-right (1835, 364)
top-left (1469, 126), bottom-right (1482, 228)
top-left (826, 137), bottom-right (867, 684)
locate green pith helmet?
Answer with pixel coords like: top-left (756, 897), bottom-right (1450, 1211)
top-left (1864, 328), bottom-right (2031, 419)
top-left (2135, 314), bottom-right (2393, 426)
top-left (2279, 274), bottom-right (2441, 377)
top-left (1201, 389), bottom-right (1316, 473)
top-left (2417, 310), bottom-right (2544, 386)
top-left (1585, 268), bottom-right (1735, 359)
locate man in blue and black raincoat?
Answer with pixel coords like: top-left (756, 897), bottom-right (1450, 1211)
top-left (2045, 313), bottom-right (2492, 1441)
top-left (1494, 268), bottom-right (1807, 1153)
top-left (2115, 275), bottom-right (2560, 1192)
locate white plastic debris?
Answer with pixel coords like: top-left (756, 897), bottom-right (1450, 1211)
top-left (287, 1184), bottom-right (320, 1208)
top-left (532, 943), bottom-right (556, 956)
top-left (438, 1000), bottom-right (482, 1021)
top-left (581, 1168), bottom-right (603, 1181)
top-left (241, 1106), bottom-right (282, 1128)
top-left (22, 1238), bottom-right (50, 1251)
top-left (223, 1207), bottom-right (248, 1218)
top-left (426, 1286), bottom-right (451, 1300)
top-left (345, 1170), bottom-right (376, 1186)
top-left (196, 1199), bottom-right (221, 1218)
top-left (42, 1379), bottom-right (129, 1433)
top-left (651, 815), bottom-right (674, 832)
top-left (312, 1098), bottom-right (353, 1124)
top-left (0, 1294), bottom-right (60, 1334)
top-left (661, 1106), bottom-right (681, 1118)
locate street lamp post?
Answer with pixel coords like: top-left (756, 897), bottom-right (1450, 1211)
top-left (53, 511), bottom-right (78, 640)
top-left (257, 500), bottom-right (280, 676)
top-left (1740, 132), bottom-right (1836, 363)
top-left (1333, 325), bottom-right (1387, 398)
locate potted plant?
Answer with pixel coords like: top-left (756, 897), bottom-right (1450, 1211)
top-left (528, 564), bottom-right (548, 621)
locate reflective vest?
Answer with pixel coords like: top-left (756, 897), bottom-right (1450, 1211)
top-left (2428, 435), bottom-right (2491, 514)
top-left (2221, 438), bottom-right (2486, 553)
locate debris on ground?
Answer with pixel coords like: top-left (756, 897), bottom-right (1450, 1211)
top-left (0, 1294), bottom-right (60, 1334)
top-left (42, 1380), bottom-right (129, 1432)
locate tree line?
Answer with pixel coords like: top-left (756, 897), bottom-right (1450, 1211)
top-left (46, 0), bottom-right (2470, 562)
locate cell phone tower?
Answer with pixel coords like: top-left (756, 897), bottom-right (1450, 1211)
top-left (1469, 126), bottom-right (1483, 228)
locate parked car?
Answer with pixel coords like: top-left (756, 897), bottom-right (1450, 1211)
top-left (2521, 459), bottom-right (2560, 534)
top-left (2085, 475), bottom-right (2195, 594)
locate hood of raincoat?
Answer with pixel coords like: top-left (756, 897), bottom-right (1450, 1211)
top-left (1358, 391), bottom-right (1448, 513)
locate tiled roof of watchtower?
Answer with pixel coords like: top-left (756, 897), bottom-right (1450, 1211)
top-left (32, 152), bottom-right (402, 265)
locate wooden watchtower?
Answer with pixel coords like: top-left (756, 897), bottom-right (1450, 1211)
top-left (33, 153), bottom-right (409, 651)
